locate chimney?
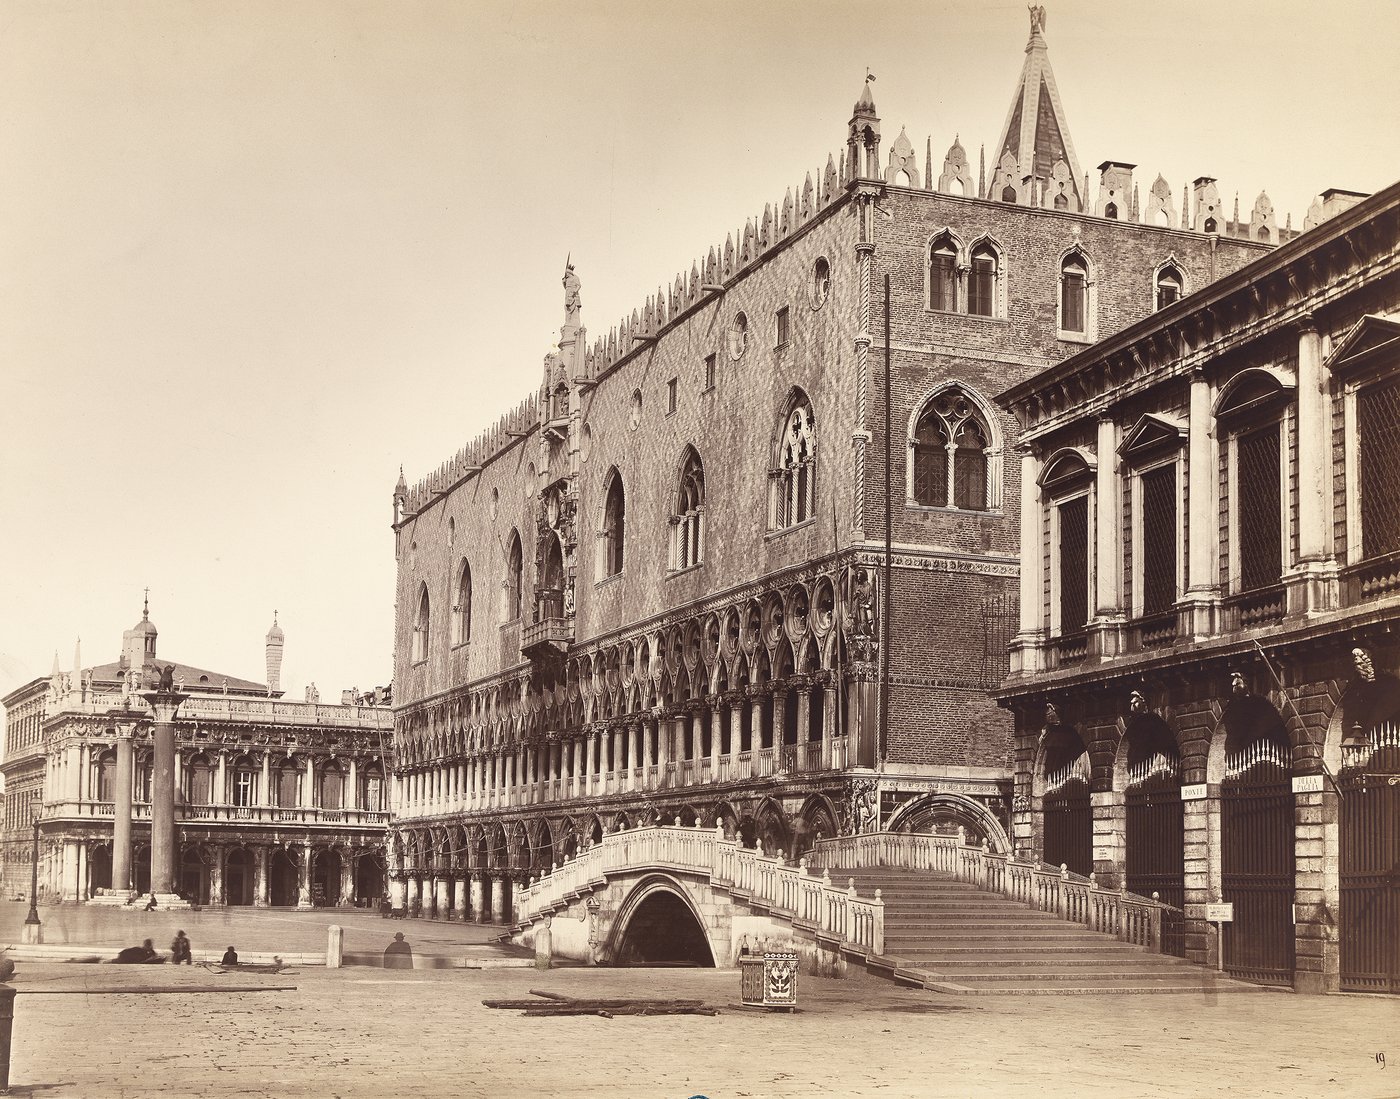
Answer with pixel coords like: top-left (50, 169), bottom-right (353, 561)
top-left (1320, 188), bottom-right (1369, 221)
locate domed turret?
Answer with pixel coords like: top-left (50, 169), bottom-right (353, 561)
top-left (121, 592), bottom-right (158, 670)
top-left (265, 612), bottom-right (284, 695)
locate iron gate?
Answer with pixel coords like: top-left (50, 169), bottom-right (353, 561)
top-left (1126, 768), bottom-right (1185, 957)
top-left (1221, 741), bottom-right (1295, 985)
top-left (1340, 737), bottom-right (1400, 994)
top-left (1043, 753), bottom-right (1092, 877)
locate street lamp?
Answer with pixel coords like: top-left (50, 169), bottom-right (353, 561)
top-left (22, 792), bottom-right (41, 944)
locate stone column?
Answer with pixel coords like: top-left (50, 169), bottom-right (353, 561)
top-left (1012, 447), bottom-right (1044, 674)
top-left (113, 726), bottom-right (135, 892)
top-left (727, 692), bottom-right (742, 765)
top-left (471, 873), bottom-right (486, 923)
top-left (1092, 416), bottom-right (1125, 658)
top-left (709, 706), bottom-right (722, 777)
top-left (1287, 316), bottom-right (1337, 614)
top-left (61, 840), bottom-right (81, 902)
top-left (260, 753), bottom-right (272, 807)
top-left (773, 688), bottom-right (788, 766)
top-left (254, 846), bottom-right (270, 907)
top-left (1183, 368), bottom-right (1219, 637)
top-left (822, 684), bottom-right (837, 769)
top-left (435, 875), bottom-right (450, 918)
top-left (297, 846), bottom-right (314, 908)
top-left (209, 846), bottom-right (226, 906)
top-left (142, 689), bottom-right (189, 898)
top-left (749, 689), bottom-right (764, 776)
top-left (624, 723), bottom-right (636, 791)
top-left (406, 874), bottom-right (422, 916)
top-left (216, 752), bottom-right (228, 805)
top-left (388, 872), bottom-right (406, 912)
top-left (340, 852), bottom-right (355, 907)
top-left (490, 876), bottom-right (505, 923)
top-left (794, 680), bottom-right (811, 769)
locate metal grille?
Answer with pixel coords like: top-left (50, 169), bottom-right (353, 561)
top-left (979, 592), bottom-right (1016, 685)
top-left (1237, 424), bottom-right (1283, 591)
top-left (1221, 740), bottom-right (1295, 985)
top-left (1043, 772), bottom-right (1092, 877)
top-left (1140, 465), bottom-right (1177, 616)
top-left (1058, 496), bottom-right (1089, 632)
top-left (1340, 740), bottom-right (1400, 993)
top-left (913, 420), bottom-right (948, 506)
top-left (1126, 764), bottom-right (1186, 956)
top-left (1360, 376), bottom-right (1400, 558)
top-left (968, 255), bottom-right (995, 316)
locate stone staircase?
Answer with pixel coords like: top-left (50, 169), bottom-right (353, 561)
top-left (828, 867), bottom-right (1265, 995)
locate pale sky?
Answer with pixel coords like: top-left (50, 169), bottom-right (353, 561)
top-left (2, 0), bottom-right (1396, 702)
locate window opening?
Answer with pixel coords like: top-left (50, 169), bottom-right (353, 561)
top-left (1237, 424), bottom-right (1282, 591)
top-left (1140, 464), bottom-right (1177, 615)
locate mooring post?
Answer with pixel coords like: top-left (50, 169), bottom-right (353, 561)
top-left (0, 982), bottom-right (17, 1093)
top-left (327, 925), bottom-right (343, 969)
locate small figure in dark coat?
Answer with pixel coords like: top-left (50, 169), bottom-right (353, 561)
top-left (143, 893), bottom-right (157, 912)
top-left (114, 939), bottom-right (162, 964)
top-left (220, 946), bottom-right (239, 966)
top-left (171, 930), bottom-right (192, 965)
top-left (383, 932), bottom-right (413, 970)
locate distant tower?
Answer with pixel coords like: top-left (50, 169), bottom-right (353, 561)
top-left (847, 76), bottom-right (881, 181)
top-left (265, 612), bottom-right (285, 694)
top-left (393, 466), bottom-right (408, 527)
top-left (121, 592), bottom-right (158, 672)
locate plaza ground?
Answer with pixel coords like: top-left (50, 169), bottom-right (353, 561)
top-left (2, 904), bottom-right (1398, 1098)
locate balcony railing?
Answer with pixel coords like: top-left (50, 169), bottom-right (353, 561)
top-left (1342, 549), bottom-right (1400, 605)
top-left (520, 616), bottom-right (573, 660)
top-left (1049, 628), bottom-right (1089, 668)
top-left (1223, 583), bottom-right (1286, 631)
top-left (44, 799), bottom-right (390, 827)
top-left (1134, 610), bottom-right (1179, 649)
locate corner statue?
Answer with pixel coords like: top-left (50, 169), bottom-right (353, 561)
top-left (562, 261), bottom-right (581, 327)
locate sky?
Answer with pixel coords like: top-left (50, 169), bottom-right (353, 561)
top-left (1, 0), bottom-right (1397, 703)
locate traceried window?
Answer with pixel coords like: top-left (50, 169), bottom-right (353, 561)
top-left (1155, 264), bottom-right (1184, 311)
top-left (505, 531), bottom-right (523, 620)
top-left (910, 390), bottom-right (991, 511)
top-left (672, 447), bottom-right (706, 570)
top-left (728, 312), bottom-right (749, 359)
top-left (1359, 374), bottom-right (1400, 559)
top-left (929, 235), bottom-right (958, 312)
top-left (1060, 253), bottom-right (1088, 334)
top-left (601, 468), bottom-right (625, 577)
top-left (1140, 464), bottom-right (1178, 615)
top-left (967, 241), bottom-right (1000, 317)
top-left (452, 560), bottom-right (472, 645)
top-left (411, 584), bottom-right (429, 663)
top-left (772, 395), bottom-right (816, 529)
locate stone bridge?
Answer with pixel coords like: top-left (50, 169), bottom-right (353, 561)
top-left (508, 823), bottom-right (884, 975)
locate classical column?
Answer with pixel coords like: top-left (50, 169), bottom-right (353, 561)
top-left (389, 871), bottom-right (406, 912)
top-left (749, 689), bottom-right (764, 776)
top-left (1183, 368), bottom-right (1219, 637)
top-left (297, 846), bottom-right (314, 908)
top-left (216, 751), bottom-right (228, 805)
top-left (726, 692), bottom-right (742, 764)
top-left (254, 846), bottom-right (270, 907)
top-left (1092, 416), bottom-right (1125, 658)
top-left (624, 723), bottom-right (636, 791)
top-left (471, 873), bottom-right (486, 923)
top-left (260, 753), bottom-right (272, 807)
top-left (435, 875), bottom-right (450, 918)
top-left (1012, 447), bottom-right (1044, 674)
top-left (793, 679), bottom-right (812, 768)
top-left (141, 688), bottom-right (189, 899)
top-left (340, 852), bottom-right (355, 907)
top-left (490, 877), bottom-right (505, 923)
top-left (306, 756), bottom-right (318, 809)
top-left (709, 705), bottom-right (722, 777)
top-left (209, 846), bottom-right (226, 906)
top-left (113, 725), bottom-right (135, 892)
top-left (1288, 316), bottom-right (1338, 614)
top-left (821, 682), bottom-right (837, 769)
top-left (406, 874), bottom-right (422, 916)
top-left (61, 841), bottom-right (81, 902)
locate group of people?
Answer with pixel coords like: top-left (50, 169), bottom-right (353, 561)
top-left (112, 931), bottom-right (240, 966)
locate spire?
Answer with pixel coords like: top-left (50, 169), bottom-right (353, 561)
top-left (847, 73), bottom-right (881, 181)
top-left (73, 636), bottom-right (81, 673)
top-left (265, 611), bottom-right (285, 695)
top-left (988, 6), bottom-right (1084, 208)
top-left (50, 650), bottom-right (60, 677)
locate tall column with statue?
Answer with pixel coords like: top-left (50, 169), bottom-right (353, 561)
top-left (142, 667), bottom-right (189, 906)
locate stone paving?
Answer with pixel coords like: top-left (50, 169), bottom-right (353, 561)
top-left (2, 903), bottom-right (1398, 1098)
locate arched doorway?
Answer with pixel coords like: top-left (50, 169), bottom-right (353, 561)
top-left (1339, 667), bottom-right (1400, 992)
top-left (1220, 695), bottom-right (1294, 985)
top-left (269, 848), bottom-right (299, 906)
top-left (225, 847), bottom-right (254, 906)
top-left (88, 843), bottom-right (112, 895)
top-left (1041, 724), bottom-right (1091, 876)
top-left (314, 848), bottom-right (342, 907)
top-left (355, 852), bottom-right (385, 907)
top-left (1124, 714), bottom-right (1185, 957)
top-left (613, 883), bottom-right (714, 967)
top-left (133, 844), bottom-right (151, 895)
top-left (180, 845), bottom-right (210, 905)
top-left (887, 792), bottom-right (1011, 854)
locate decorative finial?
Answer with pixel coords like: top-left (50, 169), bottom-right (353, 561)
top-left (143, 587), bottom-right (150, 619)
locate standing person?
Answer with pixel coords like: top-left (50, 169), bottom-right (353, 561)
top-left (383, 932), bottom-right (413, 969)
top-left (171, 930), bottom-right (192, 965)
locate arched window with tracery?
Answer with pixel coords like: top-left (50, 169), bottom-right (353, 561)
top-left (411, 584), bottom-right (429, 663)
top-left (672, 448), bottom-right (706, 570)
top-left (600, 469), bottom-right (625, 578)
top-left (909, 389), bottom-right (994, 511)
top-left (452, 560), bottom-right (471, 645)
top-left (772, 395), bottom-right (816, 529)
top-left (505, 531), bottom-right (523, 620)
top-left (928, 234), bottom-right (959, 312)
top-left (967, 239), bottom-right (1002, 317)
top-left (1155, 262), bottom-right (1184, 311)
top-left (1059, 250), bottom-right (1092, 337)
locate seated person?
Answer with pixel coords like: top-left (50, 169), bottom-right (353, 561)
top-left (220, 946), bottom-right (239, 966)
top-left (113, 939), bottom-right (163, 964)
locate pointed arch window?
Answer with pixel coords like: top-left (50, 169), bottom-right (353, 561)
top-left (929, 235), bottom-right (958, 313)
top-left (909, 389), bottom-right (994, 511)
top-left (452, 560), bottom-right (472, 645)
top-left (772, 396), bottom-right (816, 529)
top-left (967, 241), bottom-right (1001, 317)
top-left (601, 469), bottom-right (625, 578)
top-left (672, 448), bottom-right (706, 570)
top-left (411, 584), bottom-right (430, 663)
top-left (1155, 263), bottom-right (1184, 311)
top-left (1060, 254), bottom-right (1088, 334)
top-left (505, 532), bottom-right (523, 621)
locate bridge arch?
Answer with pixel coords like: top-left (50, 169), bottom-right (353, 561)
top-left (608, 873), bottom-right (717, 968)
top-left (885, 792), bottom-right (1011, 854)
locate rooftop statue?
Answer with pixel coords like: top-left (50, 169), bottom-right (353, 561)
top-left (562, 261), bottom-right (581, 327)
